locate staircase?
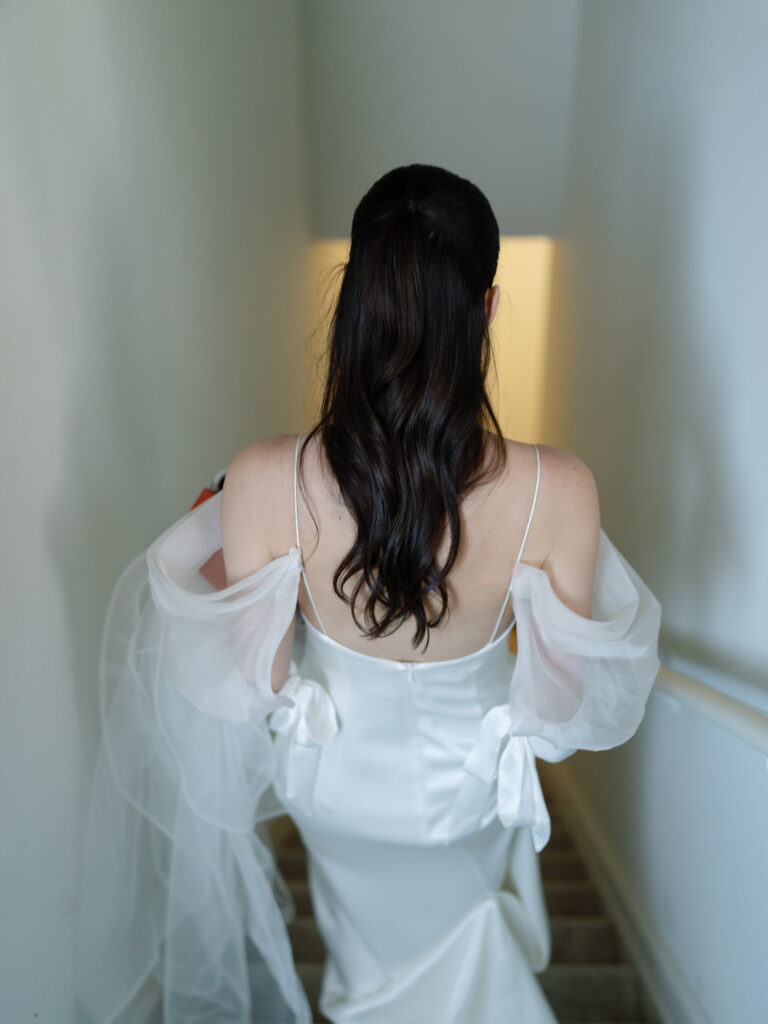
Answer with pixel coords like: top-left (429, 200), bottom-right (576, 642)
top-left (272, 786), bottom-right (660, 1023)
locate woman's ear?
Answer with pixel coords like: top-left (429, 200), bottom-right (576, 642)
top-left (486, 284), bottom-right (500, 326)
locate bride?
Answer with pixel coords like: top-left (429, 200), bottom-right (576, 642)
top-left (74, 164), bottom-right (661, 1023)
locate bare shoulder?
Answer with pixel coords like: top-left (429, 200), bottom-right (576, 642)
top-left (535, 443), bottom-right (601, 617)
top-left (497, 440), bottom-right (598, 511)
top-left (220, 434), bottom-right (299, 584)
top-left (537, 444), bottom-right (600, 524)
top-left (224, 433), bottom-right (297, 493)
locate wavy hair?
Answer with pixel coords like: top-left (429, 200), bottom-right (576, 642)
top-left (300, 164), bottom-right (506, 651)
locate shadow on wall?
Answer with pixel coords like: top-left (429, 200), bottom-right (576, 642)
top-left (44, 0), bottom-right (313, 842)
top-left (45, 110), bottom-right (175, 802)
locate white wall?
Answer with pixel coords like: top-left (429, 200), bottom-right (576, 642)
top-left (299, 0), bottom-right (581, 237)
top-left (545, 0), bottom-right (768, 699)
top-left (0, 1), bottom-right (310, 1020)
top-left (546, 694), bottom-right (768, 1024)
top-left (543, 3), bottom-right (768, 1021)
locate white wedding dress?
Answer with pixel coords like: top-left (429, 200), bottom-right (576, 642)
top-left (74, 437), bottom-right (662, 1024)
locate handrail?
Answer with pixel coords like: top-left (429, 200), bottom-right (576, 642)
top-left (655, 664), bottom-right (768, 756)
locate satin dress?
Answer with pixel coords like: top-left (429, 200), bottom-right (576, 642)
top-left (74, 438), bottom-right (662, 1024)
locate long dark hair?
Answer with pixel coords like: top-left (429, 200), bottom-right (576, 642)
top-left (300, 163), bottom-right (506, 651)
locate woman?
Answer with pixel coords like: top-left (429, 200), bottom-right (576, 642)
top-left (74, 165), bottom-right (661, 1024)
top-left (221, 165), bottom-right (600, 673)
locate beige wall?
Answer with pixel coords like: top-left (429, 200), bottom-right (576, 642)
top-left (0, 2), bottom-right (309, 1019)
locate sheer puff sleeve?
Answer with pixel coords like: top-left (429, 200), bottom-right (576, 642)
top-left (509, 528), bottom-right (662, 749)
top-left (74, 492), bottom-right (319, 1024)
top-left (458, 529), bottom-right (662, 853)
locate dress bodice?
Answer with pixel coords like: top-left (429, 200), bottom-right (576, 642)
top-left (270, 609), bottom-right (549, 848)
top-left (297, 606), bottom-right (515, 693)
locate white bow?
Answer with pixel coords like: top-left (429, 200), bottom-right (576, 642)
top-left (268, 676), bottom-right (340, 813)
top-left (456, 704), bottom-right (551, 852)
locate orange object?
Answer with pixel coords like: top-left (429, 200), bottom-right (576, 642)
top-left (190, 486), bottom-right (217, 510)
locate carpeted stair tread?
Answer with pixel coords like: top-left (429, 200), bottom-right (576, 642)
top-left (539, 964), bottom-right (645, 1022)
top-left (544, 879), bottom-right (605, 915)
top-left (539, 847), bottom-right (590, 880)
top-left (287, 878), bottom-right (313, 915)
top-left (288, 916), bottom-right (326, 961)
top-left (550, 915), bottom-right (621, 963)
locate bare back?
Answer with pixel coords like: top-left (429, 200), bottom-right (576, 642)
top-left (294, 433), bottom-right (545, 661)
top-left (219, 431), bottom-right (601, 666)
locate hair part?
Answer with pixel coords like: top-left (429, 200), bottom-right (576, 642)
top-left (300, 164), bottom-right (506, 652)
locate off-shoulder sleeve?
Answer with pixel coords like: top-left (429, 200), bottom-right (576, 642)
top-left (507, 528), bottom-right (662, 752)
top-left (456, 529), bottom-right (661, 853)
top-left (74, 494), bottom-right (317, 1024)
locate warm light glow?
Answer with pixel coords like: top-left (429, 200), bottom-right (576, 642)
top-left (489, 237), bottom-right (555, 442)
top-left (302, 238), bottom-right (350, 423)
top-left (304, 237), bottom-right (554, 442)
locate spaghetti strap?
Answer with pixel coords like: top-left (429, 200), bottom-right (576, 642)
top-left (488, 444), bottom-right (541, 644)
top-left (293, 435), bottom-right (302, 551)
top-left (514, 443), bottom-right (541, 565)
top-left (293, 434), bottom-right (330, 636)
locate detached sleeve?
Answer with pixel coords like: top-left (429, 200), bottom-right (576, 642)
top-left (507, 528), bottom-right (662, 754)
top-left (74, 497), bottom-right (314, 1024)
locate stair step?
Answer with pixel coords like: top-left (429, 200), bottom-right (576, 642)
top-left (545, 817), bottom-right (575, 849)
top-left (550, 915), bottom-right (621, 963)
top-left (278, 817), bottom-right (302, 844)
top-left (539, 847), bottom-right (589, 880)
top-left (287, 879), bottom-right (313, 915)
top-left (540, 964), bottom-right (645, 1022)
top-left (288, 916), bottom-right (326, 961)
top-left (277, 847), bottom-right (308, 879)
top-left (296, 962), bottom-right (324, 1017)
top-left (544, 879), bottom-right (604, 915)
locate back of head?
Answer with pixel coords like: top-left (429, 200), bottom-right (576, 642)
top-left (303, 163), bottom-right (505, 651)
